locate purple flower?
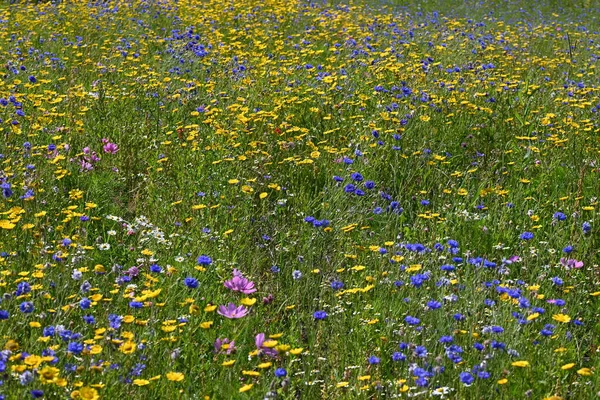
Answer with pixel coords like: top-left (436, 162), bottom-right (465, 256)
top-left (560, 258), bottom-right (583, 269)
top-left (217, 303), bottom-right (248, 319)
top-left (224, 270), bottom-right (256, 294)
top-left (255, 333), bottom-right (278, 357)
top-left (102, 140), bottom-right (119, 154)
top-left (214, 338), bottom-right (236, 354)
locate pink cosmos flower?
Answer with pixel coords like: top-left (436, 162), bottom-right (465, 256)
top-left (224, 269), bottom-right (256, 294)
top-left (217, 303), bottom-right (248, 319)
top-left (103, 142), bottom-right (119, 154)
top-left (255, 333), bottom-right (277, 357)
top-left (214, 338), bottom-right (236, 354)
top-left (560, 258), bottom-right (583, 269)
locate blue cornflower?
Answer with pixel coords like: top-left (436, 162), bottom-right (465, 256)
top-left (582, 221), bottom-right (591, 234)
top-left (197, 255), bottom-right (212, 265)
top-left (330, 280), bottom-right (344, 290)
top-left (414, 346), bottom-right (428, 358)
top-left (460, 372), bottom-right (474, 386)
top-left (440, 264), bottom-right (455, 272)
top-left (551, 276), bottom-right (563, 286)
top-left (405, 315), bottom-right (420, 325)
top-left (520, 231), bottom-right (534, 240)
top-left (19, 302), bottom-right (34, 313)
top-left (67, 342), bottom-right (83, 354)
top-left (79, 298), bottom-right (91, 310)
top-left (439, 336), bottom-right (453, 344)
top-left (150, 264), bottom-right (162, 273)
top-left (426, 300), bottom-right (442, 310)
top-left (343, 184), bottom-right (356, 193)
top-left (553, 211), bottom-right (566, 221)
top-left (183, 277), bottom-right (199, 289)
top-left (351, 172), bottom-right (363, 182)
top-left (313, 311), bottom-right (327, 320)
top-left (275, 368), bottom-right (287, 377)
top-left (368, 355), bottom-right (380, 364)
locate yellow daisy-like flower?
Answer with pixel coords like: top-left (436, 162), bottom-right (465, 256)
top-left (78, 387), bottom-right (100, 400)
top-left (133, 379), bottom-right (150, 386)
top-left (119, 341), bottom-right (136, 354)
top-left (239, 384), bottom-right (253, 393)
top-left (511, 361), bottom-right (530, 367)
top-left (552, 314), bottom-right (571, 323)
top-left (39, 366), bottom-right (59, 383)
top-left (577, 368), bottom-right (593, 376)
top-left (166, 372), bottom-right (185, 382)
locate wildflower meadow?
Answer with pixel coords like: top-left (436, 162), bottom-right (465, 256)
top-left (0, 0), bottom-right (599, 398)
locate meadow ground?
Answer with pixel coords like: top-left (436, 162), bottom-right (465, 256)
top-left (0, 0), bottom-right (599, 399)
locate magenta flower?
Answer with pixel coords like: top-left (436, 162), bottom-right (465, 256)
top-left (255, 333), bottom-right (277, 357)
top-left (560, 258), bottom-right (584, 269)
top-left (217, 303), bottom-right (249, 319)
top-left (214, 338), bottom-right (236, 354)
top-left (224, 270), bottom-right (257, 294)
top-left (102, 140), bottom-right (119, 154)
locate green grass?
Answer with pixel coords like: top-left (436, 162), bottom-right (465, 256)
top-left (0, 0), bottom-right (598, 399)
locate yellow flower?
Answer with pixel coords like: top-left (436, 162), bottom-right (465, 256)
top-left (511, 361), bottom-right (530, 367)
top-left (240, 298), bottom-right (256, 306)
top-left (239, 384), bottom-right (253, 393)
top-left (552, 314), bottom-right (571, 323)
top-left (119, 341), bottom-right (136, 354)
top-left (0, 220), bottom-right (15, 230)
top-left (200, 321), bottom-right (213, 329)
top-left (133, 379), bottom-right (150, 386)
top-left (39, 366), bottom-right (59, 383)
top-left (336, 382), bottom-right (349, 388)
top-left (497, 379), bottom-right (508, 384)
top-left (577, 368), bottom-right (593, 376)
top-left (78, 387), bottom-right (100, 400)
top-left (561, 363), bottom-right (575, 370)
top-left (166, 372), bottom-right (184, 382)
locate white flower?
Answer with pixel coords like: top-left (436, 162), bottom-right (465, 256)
top-left (98, 243), bottom-right (111, 251)
top-left (107, 230), bottom-right (117, 236)
top-left (71, 269), bottom-right (82, 280)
